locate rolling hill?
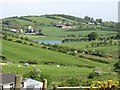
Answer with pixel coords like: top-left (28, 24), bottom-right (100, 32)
top-left (1, 14), bottom-right (119, 87)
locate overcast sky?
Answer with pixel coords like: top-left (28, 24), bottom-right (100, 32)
top-left (0, 0), bottom-right (119, 22)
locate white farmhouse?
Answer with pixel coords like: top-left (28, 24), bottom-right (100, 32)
top-left (0, 73), bottom-right (43, 90)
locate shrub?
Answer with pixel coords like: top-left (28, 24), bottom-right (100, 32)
top-left (15, 40), bottom-right (22, 43)
top-left (24, 37), bottom-right (29, 41)
top-left (65, 77), bottom-right (81, 86)
top-left (29, 43), bottom-right (34, 46)
top-left (114, 61), bottom-right (120, 73)
top-left (15, 35), bottom-right (19, 38)
top-left (88, 72), bottom-right (98, 79)
top-left (24, 68), bottom-right (50, 84)
top-left (0, 55), bottom-right (6, 60)
top-left (90, 80), bottom-right (119, 90)
top-left (7, 38), bottom-right (13, 41)
top-left (20, 36), bottom-right (24, 40)
top-left (41, 46), bottom-right (47, 49)
top-left (88, 32), bottom-right (98, 41)
top-left (23, 42), bottom-right (27, 45)
top-left (27, 60), bottom-right (38, 64)
top-left (88, 69), bottom-right (101, 79)
top-left (3, 34), bottom-right (7, 40)
top-left (19, 60), bottom-right (25, 63)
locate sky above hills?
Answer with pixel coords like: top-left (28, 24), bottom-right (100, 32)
top-left (0, 0), bottom-right (119, 22)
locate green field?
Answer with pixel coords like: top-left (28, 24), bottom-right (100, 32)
top-left (60, 41), bottom-right (118, 58)
top-left (1, 39), bottom-right (118, 87)
top-left (1, 14), bottom-right (119, 87)
top-left (2, 40), bottom-right (112, 68)
top-left (3, 64), bottom-right (92, 83)
top-left (3, 15), bottom-right (117, 37)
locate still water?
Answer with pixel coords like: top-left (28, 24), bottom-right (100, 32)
top-left (36, 40), bottom-right (62, 44)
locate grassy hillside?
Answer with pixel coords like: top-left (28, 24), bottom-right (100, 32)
top-left (2, 14), bottom-right (117, 37)
top-left (60, 42), bottom-right (118, 53)
top-left (2, 39), bottom-right (118, 87)
top-left (2, 40), bottom-right (111, 69)
top-left (1, 14), bottom-right (119, 87)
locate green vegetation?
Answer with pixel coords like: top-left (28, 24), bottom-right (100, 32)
top-left (1, 14), bottom-right (119, 87)
top-left (1, 39), bottom-right (118, 87)
top-left (2, 40), bottom-right (111, 68)
top-left (88, 32), bottom-right (98, 41)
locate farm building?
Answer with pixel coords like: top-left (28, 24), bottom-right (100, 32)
top-left (0, 73), bottom-right (43, 90)
top-left (23, 78), bottom-right (43, 89)
top-left (25, 25), bottom-right (42, 35)
top-left (10, 29), bottom-right (18, 33)
top-left (54, 24), bottom-right (72, 28)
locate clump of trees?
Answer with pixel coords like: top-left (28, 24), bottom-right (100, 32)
top-left (114, 61), bottom-right (120, 73)
top-left (90, 40), bottom-right (118, 48)
top-left (88, 32), bottom-right (98, 41)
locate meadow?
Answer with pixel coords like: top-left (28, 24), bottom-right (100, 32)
top-left (60, 41), bottom-right (118, 58)
top-left (2, 40), bottom-right (112, 68)
top-left (1, 14), bottom-right (119, 87)
top-left (1, 39), bottom-right (118, 87)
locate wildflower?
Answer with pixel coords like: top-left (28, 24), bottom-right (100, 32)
top-left (90, 84), bottom-right (95, 88)
top-left (107, 80), bottom-right (112, 83)
top-left (107, 80), bottom-right (112, 85)
top-left (103, 82), bottom-right (108, 88)
top-left (115, 81), bottom-right (119, 86)
top-left (112, 83), bottom-right (118, 89)
top-left (97, 81), bottom-right (101, 85)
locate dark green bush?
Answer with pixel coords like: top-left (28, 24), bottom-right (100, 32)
top-left (3, 34), bottom-right (7, 40)
top-left (65, 77), bottom-right (81, 86)
top-left (15, 40), bottom-right (22, 43)
top-left (29, 43), bottom-right (34, 46)
top-left (20, 36), bottom-right (24, 40)
top-left (19, 60), bottom-right (25, 63)
top-left (24, 37), bottom-right (29, 41)
top-left (7, 38), bottom-right (13, 41)
top-left (27, 60), bottom-right (38, 64)
top-left (24, 68), bottom-right (50, 85)
top-left (23, 42), bottom-right (27, 45)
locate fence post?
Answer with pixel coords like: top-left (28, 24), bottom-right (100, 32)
top-left (53, 83), bottom-right (57, 90)
top-left (42, 79), bottom-right (47, 90)
top-left (15, 75), bottom-right (22, 90)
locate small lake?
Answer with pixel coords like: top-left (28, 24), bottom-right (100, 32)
top-left (36, 40), bottom-right (62, 44)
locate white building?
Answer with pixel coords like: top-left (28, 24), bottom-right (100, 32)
top-left (0, 73), bottom-right (43, 90)
top-left (28, 25), bottom-right (32, 30)
top-left (23, 78), bottom-right (43, 90)
top-left (10, 29), bottom-right (17, 33)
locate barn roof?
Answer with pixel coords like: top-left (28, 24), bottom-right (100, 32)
top-left (0, 73), bottom-right (16, 85)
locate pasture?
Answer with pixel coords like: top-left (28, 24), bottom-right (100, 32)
top-left (2, 40), bottom-right (112, 69)
top-left (1, 14), bottom-right (119, 87)
top-left (60, 40), bottom-right (118, 59)
top-left (2, 63), bottom-right (118, 87)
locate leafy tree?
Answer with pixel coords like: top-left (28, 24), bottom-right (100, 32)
top-left (27, 68), bottom-right (50, 82)
top-left (96, 19), bottom-right (102, 23)
top-left (84, 16), bottom-right (91, 21)
top-left (30, 69), bottom-right (41, 80)
top-left (116, 32), bottom-right (120, 39)
top-left (114, 61), bottom-right (120, 73)
top-left (90, 18), bottom-right (94, 23)
top-left (114, 61), bottom-right (120, 82)
top-left (88, 32), bottom-right (98, 41)
top-left (3, 34), bottom-right (7, 40)
top-left (94, 21), bottom-right (98, 26)
top-left (15, 40), bottom-right (22, 43)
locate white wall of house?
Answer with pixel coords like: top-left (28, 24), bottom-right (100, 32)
top-left (2, 83), bottom-right (14, 90)
top-left (1, 79), bottom-right (43, 89)
top-left (3, 84), bottom-right (11, 88)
